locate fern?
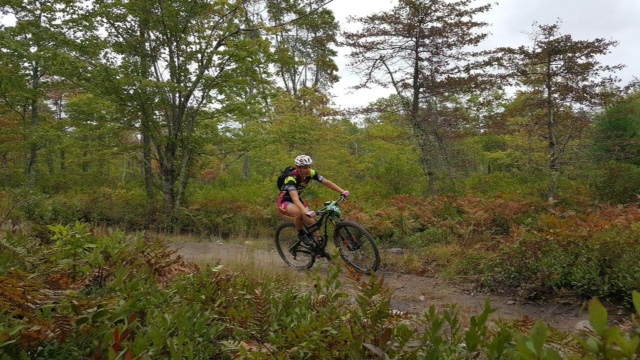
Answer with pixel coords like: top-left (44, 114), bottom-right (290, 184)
top-left (0, 237), bottom-right (37, 273)
top-left (0, 271), bottom-right (47, 315)
top-left (250, 289), bottom-right (271, 343)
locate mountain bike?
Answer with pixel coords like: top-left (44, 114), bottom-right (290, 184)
top-left (274, 196), bottom-right (380, 274)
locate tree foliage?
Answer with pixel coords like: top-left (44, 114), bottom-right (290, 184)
top-left (342, 0), bottom-right (495, 194)
top-left (264, 0), bottom-right (339, 96)
top-left (593, 91), bottom-right (640, 165)
top-left (55, 0), bottom-right (276, 215)
top-left (493, 21), bottom-right (623, 201)
top-left (0, 0), bottom-right (68, 182)
top-left (1, 0), bottom-right (639, 244)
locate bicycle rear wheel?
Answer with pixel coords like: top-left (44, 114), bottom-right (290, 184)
top-left (333, 220), bottom-right (380, 274)
top-left (275, 222), bottom-right (315, 270)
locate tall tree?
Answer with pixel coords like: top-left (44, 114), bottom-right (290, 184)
top-left (0, 0), bottom-right (62, 183)
top-left (341, 0), bottom-right (493, 194)
top-left (59, 0), bottom-right (273, 215)
top-left (494, 22), bottom-right (623, 202)
top-left (222, 0), bottom-right (341, 180)
top-left (265, 0), bottom-right (339, 96)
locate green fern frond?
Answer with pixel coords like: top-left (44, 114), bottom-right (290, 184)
top-left (0, 238), bottom-right (36, 271)
top-left (546, 326), bottom-right (588, 358)
top-left (250, 289), bottom-right (271, 342)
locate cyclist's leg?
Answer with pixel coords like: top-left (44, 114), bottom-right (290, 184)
top-left (278, 197), bottom-right (301, 227)
top-left (283, 201), bottom-right (321, 246)
top-left (282, 201), bottom-right (313, 229)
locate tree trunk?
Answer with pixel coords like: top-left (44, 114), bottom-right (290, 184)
top-left (161, 156), bottom-right (176, 216)
top-left (46, 146), bottom-right (54, 175)
top-left (159, 118), bottom-right (182, 215)
top-left (142, 129), bottom-right (154, 199)
top-left (82, 150), bottom-right (89, 172)
top-left (26, 61), bottom-right (39, 183)
top-left (243, 155), bottom-right (250, 178)
top-left (415, 129), bottom-right (437, 195)
top-left (410, 25), bottom-right (437, 195)
top-left (60, 150), bottom-right (66, 171)
top-left (174, 143), bottom-right (192, 211)
top-left (139, 23), bottom-right (155, 200)
top-left (546, 58), bottom-right (558, 202)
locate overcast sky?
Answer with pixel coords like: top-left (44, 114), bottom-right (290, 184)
top-left (327, 0), bottom-right (640, 108)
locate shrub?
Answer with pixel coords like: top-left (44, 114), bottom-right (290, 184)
top-left (462, 171), bottom-right (548, 200)
top-left (590, 161), bottom-right (640, 204)
top-left (404, 227), bottom-right (455, 248)
top-left (482, 213), bottom-right (640, 304)
top-left (2, 223), bottom-right (640, 359)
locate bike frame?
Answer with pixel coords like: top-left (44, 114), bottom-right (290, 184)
top-left (302, 197), bottom-right (345, 246)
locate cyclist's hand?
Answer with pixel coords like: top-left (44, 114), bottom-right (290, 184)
top-left (305, 211), bottom-right (316, 218)
top-left (341, 190), bottom-right (350, 199)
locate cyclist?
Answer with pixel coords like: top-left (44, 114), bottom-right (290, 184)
top-left (277, 155), bottom-right (350, 246)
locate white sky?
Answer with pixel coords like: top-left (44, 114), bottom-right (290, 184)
top-left (327, 0), bottom-right (640, 108)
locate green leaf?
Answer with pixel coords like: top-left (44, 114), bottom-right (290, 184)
top-left (75, 316), bottom-right (89, 327)
top-left (585, 337), bottom-right (601, 353)
top-left (530, 321), bottom-right (547, 354)
top-left (515, 337), bottom-right (536, 359)
top-left (70, 301), bottom-right (79, 315)
top-left (588, 297), bottom-right (608, 335)
top-left (633, 291), bottom-right (640, 315)
top-left (623, 336), bottom-right (640, 356)
top-left (92, 308), bottom-right (110, 323)
top-left (545, 348), bottom-right (563, 360)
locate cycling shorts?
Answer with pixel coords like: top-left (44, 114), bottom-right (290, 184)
top-left (277, 195), bottom-right (308, 215)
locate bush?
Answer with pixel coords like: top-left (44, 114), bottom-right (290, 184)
top-left (2, 223), bottom-right (640, 359)
top-left (462, 171), bottom-right (548, 200)
top-left (4, 188), bottom-right (158, 230)
top-left (404, 227), bottom-right (455, 248)
top-left (174, 198), bottom-right (278, 238)
top-left (590, 161), bottom-right (640, 204)
top-left (482, 215), bottom-right (640, 304)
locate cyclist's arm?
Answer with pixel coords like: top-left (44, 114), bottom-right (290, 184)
top-left (288, 189), bottom-right (308, 213)
top-left (319, 178), bottom-right (345, 194)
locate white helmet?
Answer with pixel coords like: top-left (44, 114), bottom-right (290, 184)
top-left (294, 155), bottom-right (313, 166)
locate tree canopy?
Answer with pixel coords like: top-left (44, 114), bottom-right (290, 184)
top-left (0, 0), bottom-right (637, 218)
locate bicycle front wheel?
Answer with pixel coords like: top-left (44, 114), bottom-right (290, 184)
top-left (275, 222), bottom-right (315, 270)
top-left (333, 220), bottom-right (380, 274)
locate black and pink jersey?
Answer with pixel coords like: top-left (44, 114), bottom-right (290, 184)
top-left (279, 168), bottom-right (324, 202)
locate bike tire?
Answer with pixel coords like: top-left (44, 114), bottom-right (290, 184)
top-left (275, 222), bottom-right (315, 270)
top-left (333, 220), bottom-right (380, 274)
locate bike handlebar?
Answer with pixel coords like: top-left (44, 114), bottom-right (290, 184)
top-left (315, 196), bottom-right (347, 215)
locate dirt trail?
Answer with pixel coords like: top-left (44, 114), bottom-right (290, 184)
top-left (167, 241), bottom-right (591, 332)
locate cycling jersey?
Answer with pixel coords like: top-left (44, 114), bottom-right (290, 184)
top-left (277, 169), bottom-right (324, 213)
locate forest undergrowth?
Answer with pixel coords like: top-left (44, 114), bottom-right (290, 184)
top-left (1, 222), bottom-right (640, 359)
